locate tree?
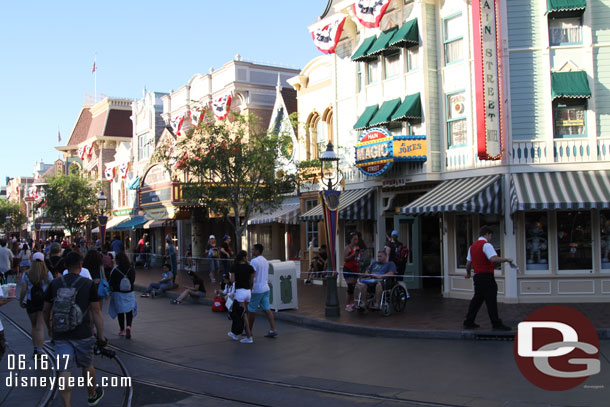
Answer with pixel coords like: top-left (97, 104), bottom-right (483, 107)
top-left (37, 173), bottom-right (100, 238)
top-left (156, 112), bottom-right (297, 251)
top-left (0, 200), bottom-right (27, 235)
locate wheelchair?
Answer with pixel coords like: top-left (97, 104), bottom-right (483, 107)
top-left (355, 275), bottom-right (409, 317)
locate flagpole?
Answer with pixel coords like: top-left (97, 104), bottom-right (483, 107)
top-left (93, 52), bottom-right (97, 103)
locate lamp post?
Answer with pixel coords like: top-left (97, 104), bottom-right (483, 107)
top-left (4, 216), bottom-right (10, 240)
top-left (34, 219), bottom-right (42, 248)
top-left (319, 142), bottom-right (341, 317)
top-left (98, 191), bottom-right (108, 248)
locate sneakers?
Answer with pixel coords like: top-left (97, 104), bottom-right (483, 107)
top-left (463, 322), bottom-right (480, 330)
top-left (227, 332), bottom-right (239, 341)
top-left (150, 290), bottom-right (156, 298)
top-left (171, 299), bottom-right (181, 304)
top-left (126, 326), bottom-right (131, 339)
top-left (345, 304), bottom-right (354, 312)
top-left (493, 324), bottom-right (512, 331)
top-left (240, 337), bottom-right (254, 344)
top-left (119, 330), bottom-right (126, 336)
top-left (304, 280), bottom-right (313, 285)
top-left (88, 387), bottom-right (104, 406)
top-left (140, 293), bottom-right (150, 298)
top-left (264, 330), bottom-right (278, 338)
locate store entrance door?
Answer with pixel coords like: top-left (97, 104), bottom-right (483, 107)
top-left (420, 215), bottom-right (442, 293)
top-left (394, 215), bottom-right (421, 290)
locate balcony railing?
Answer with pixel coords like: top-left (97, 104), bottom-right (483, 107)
top-left (511, 139), bottom-right (610, 165)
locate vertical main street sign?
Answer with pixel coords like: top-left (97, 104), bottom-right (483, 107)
top-left (473, 0), bottom-right (504, 160)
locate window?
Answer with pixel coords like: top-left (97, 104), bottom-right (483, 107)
top-left (446, 91), bottom-right (467, 147)
top-left (407, 47), bottom-right (419, 72)
top-left (557, 211), bottom-right (592, 271)
top-left (305, 199), bottom-right (319, 248)
top-left (316, 117), bottom-right (328, 148)
top-left (443, 14), bottom-right (463, 65)
top-left (601, 210), bottom-right (610, 270)
top-left (138, 134), bottom-right (151, 160)
top-left (525, 213), bottom-right (549, 271)
top-left (549, 17), bottom-right (582, 46)
top-left (384, 50), bottom-right (401, 79)
top-left (356, 63), bottom-right (362, 92)
top-left (455, 215), bottom-right (473, 268)
top-left (553, 101), bottom-right (586, 138)
top-left (367, 59), bottom-right (380, 84)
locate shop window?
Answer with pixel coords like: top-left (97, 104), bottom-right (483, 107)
top-left (549, 16), bottom-right (582, 46)
top-left (525, 213), bottom-right (549, 271)
top-left (601, 210), bottom-right (610, 270)
top-left (356, 63), bottom-right (362, 92)
top-left (384, 50), bottom-right (401, 79)
top-left (446, 91), bottom-right (467, 147)
top-left (138, 134), bottom-right (151, 160)
top-left (367, 59), bottom-right (380, 84)
top-left (305, 199), bottom-right (319, 248)
top-left (455, 215), bottom-right (473, 268)
top-left (443, 14), bottom-right (463, 65)
top-left (407, 47), bottom-right (419, 72)
top-left (553, 101), bottom-right (586, 138)
top-left (557, 211), bottom-right (592, 271)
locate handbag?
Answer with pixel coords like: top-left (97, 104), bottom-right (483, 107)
top-left (224, 283), bottom-right (236, 311)
top-left (97, 267), bottom-right (111, 299)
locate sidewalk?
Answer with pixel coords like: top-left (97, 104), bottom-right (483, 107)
top-left (133, 265), bottom-right (610, 340)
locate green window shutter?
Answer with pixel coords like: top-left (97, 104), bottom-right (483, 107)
top-left (551, 71), bottom-right (591, 99)
top-left (391, 93), bottom-right (422, 121)
top-left (351, 36), bottom-right (377, 62)
top-left (389, 19), bottom-right (419, 48)
top-left (368, 98), bottom-right (402, 127)
top-left (353, 105), bottom-right (379, 130)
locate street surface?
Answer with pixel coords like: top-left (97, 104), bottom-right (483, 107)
top-left (1, 294), bottom-right (608, 407)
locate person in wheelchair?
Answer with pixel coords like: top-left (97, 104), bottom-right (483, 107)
top-left (354, 250), bottom-right (396, 311)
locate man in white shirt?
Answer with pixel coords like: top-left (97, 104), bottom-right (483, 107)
top-left (247, 244), bottom-right (277, 338)
top-left (0, 240), bottom-right (14, 277)
top-left (63, 268), bottom-right (93, 280)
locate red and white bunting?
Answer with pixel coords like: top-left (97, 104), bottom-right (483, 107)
top-left (78, 146), bottom-right (85, 160)
top-left (104, 166), bottom-right (115, 182)
top-left (170, 114), bottom-right (185, 136)
top-left (311, 14), bottom-right (347, 54)
top-left (87, 142), bottom-right (94, 158)
top-left (211, 94), bottom-right (232, 120)
top-left (28, 186), bottom-right (38, 199)
top-left (352, 0), bottom-right (391, 28)
top-left (190, 107), bottom-right (203, 126)
top-left (118, 162), bottom-right (129, 179)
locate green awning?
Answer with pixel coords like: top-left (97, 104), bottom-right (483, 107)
top-left (547, 0), bottom-right (586, 13)
top-left (112, 216), bottom-right (147, 231)
top-left (351, 35), bottom-right (377, 61)
top-left (551, 71), bottom-right (591, 99)
top-left (353, 105), bottom-right (379, 130)
top-left (367, 27), bottom-right (399, 56)
top-left (368, 98), bottom-right (402, 127)
top-left (391, 93), bottom-right (422, 121)
top-left (389, 19), bottom-right (419, 48)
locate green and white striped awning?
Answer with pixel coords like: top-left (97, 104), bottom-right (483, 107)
top-left (547, 0), bottom-right (586, 13)
top-left (247, 199), bottom-right (301, 225)
top-left (299, 189), bottom-right (376, 221)
top-left (402, 175), bottom-right (503, 215)
top-left (510, 171), bottom-right (610, 213)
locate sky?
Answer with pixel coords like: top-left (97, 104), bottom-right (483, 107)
top-left (0, 0), bottom-right (327, 185)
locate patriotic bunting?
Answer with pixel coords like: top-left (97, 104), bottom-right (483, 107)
top-left (104, 166), bottom-right (115, 182)
top-left (28, 186), bottom-right (38, 199)
top-left (78, 146), bottom-right (85, 160)
top-left (170, 114), bottom-right (185, 136)
top-left (311, 14), bottom-right (347, 54)
top-left (118, 162), bottom-right (129, 179)
top-left (190, 107), bottom-right (204, 126)
top-left (353, 0), bottom-right (391, 28)
top-left (87, 142), bottom-right (94, 158)
top-left (211, 94), bottom-right (232, 120)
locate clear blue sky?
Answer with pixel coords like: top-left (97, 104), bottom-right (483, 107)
top-left (0, 0), bottom-right (326, 185)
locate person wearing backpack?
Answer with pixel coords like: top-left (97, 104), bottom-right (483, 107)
top-left (42, 251), bottom-right (106, 407)
top-left (18, 252), bottom-right (53, 358)
top-left (106, 252), bottom-right (137, 339)
top-left (45, 242), bottom-right (65, 278)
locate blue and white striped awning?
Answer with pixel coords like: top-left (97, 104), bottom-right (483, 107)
top-left (510, 171), bottom-right (610, 213)
top-left (247, 201), bottom-right (301, 225)
top-left (299, 188), bottom-right (376, 221)
top-left (402, 175), bottom-right (503, 215)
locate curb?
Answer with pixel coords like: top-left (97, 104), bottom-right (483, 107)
top-left (134, 284), bottom-right (610, 341)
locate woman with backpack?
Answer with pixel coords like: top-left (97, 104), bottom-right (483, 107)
top-left (17, 243), bottom-right (32, 278)
top-left (106, 252), bottom-right (137, 339)
top-left (18, 252), bottom-right (53, 357)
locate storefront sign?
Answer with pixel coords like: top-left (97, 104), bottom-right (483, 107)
top-left (473, 0), bottom-right (504, 160)
top-left (556, 119), bottom-right (584, 127)
top-left (355, 128), bottom-right (428, 177)
top-left (112, 209), bottom-right (133, 217)
top-left (144, 206), bottom-right (176, 220)
top-left (140, 187), bottom-right (171, 206)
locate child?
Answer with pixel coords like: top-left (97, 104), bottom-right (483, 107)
top-left (141, 264), bottom-right (173, 297)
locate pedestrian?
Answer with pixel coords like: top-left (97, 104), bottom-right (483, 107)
top-left (45, 242), bottom-right (65, 278)
top-left (107, 252), bottom-right (136, 339)
top-left (111, 235), bottom-right (123, 254)
top-left (17, 242), bottom-right (32, 277)
top-left (220, 234), bottom-right (233, 280)
top-left (228, 250), bottom-right (254, 343)
top-left (343, 232), bottom-right (361, 312)
top-left (136, 234), bottom-right (147, 267)
top-left (42, 251), bottom-right (106, 407)
top-left (0, 240), bottom-right (14, 281)
top-left (206, 235), bottom-right (219, 283)
top-left (463, 225), bottom-right (512, 331)
top-left (0, 297), bottom-right (11, 361)
top-left (83, 250), bottom-right (103, 284)
top-left (18, 252), bottom-right (53, 357)
top-left (171, 270), bottom-right (205, 304)
top-left (247, 244), bottom-right (277, 338)
top-left (141, 263), bottom-right (173, 297)
top-left (304, 244), bottom-right (327, 285)
top-left (101, 244), bottom-right (114, 278)
top-left (166, 236), bottom-right (178, 285)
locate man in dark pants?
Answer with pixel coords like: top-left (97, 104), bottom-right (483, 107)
top-left (463, 226), bottom-right (512, 331)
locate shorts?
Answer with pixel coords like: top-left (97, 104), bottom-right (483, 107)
top-left (342, 266), bottom-right (357, 281)
top-left (26, 299), bottom-right (43, 314)
top-left (248, 290), bottom-right (270, 312)
top-left (53, 337), bottom-right (95, 371)
top-left (234, 288), bottom-right (251, 303)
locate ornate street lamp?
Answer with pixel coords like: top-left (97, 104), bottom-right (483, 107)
top-left (34, 218), bottom-right (42, 247)
top-left (98, 191), bottom-right (108, 248)
top-left (319, 142), bottom-right (341, 317)
top-left (5, 215), bottom-right (11, 240)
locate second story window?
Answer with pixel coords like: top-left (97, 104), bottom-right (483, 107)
top-left (443, 14), bottom-right (463, 65)
top-left (407, 47), bottom-right (419, 72)
top-left (384, 50), bottom-right (401, 79)
top-left (553, 101), bottom-right (586, 138)
top-left (356, 63), bottom-right (362, 92)
top-left (446, 91), bottom-right (467, 147)
top-left (367, 59), bottom-right (380, 84)
top-left (549, 16), bottom-right (582, 46)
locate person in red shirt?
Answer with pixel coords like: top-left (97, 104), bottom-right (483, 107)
top-left (463, 226), bottom-right (512, 331)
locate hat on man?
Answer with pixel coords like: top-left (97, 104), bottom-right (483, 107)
top-left (223, 234), bottom-right (230, 241)
top-left (209, 235), bottom-right (215, 240)
top-left (391, 230), bottom-right (399, 237)
top-left (32, 252), bottom-right (45, 262)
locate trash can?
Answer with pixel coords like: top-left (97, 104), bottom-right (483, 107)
top-left (268, 260), bottom-right (298, 311)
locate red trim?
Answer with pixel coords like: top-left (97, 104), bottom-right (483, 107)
top-left (352, 0), bottom-right (390, 28)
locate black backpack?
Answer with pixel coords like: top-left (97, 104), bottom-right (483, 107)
top-left (28, 278), bottom-right (45, 312)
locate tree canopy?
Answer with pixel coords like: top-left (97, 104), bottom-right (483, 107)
top-left (0, 200), bottom-right (27, 234)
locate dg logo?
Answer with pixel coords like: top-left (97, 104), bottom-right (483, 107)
top-left (514, 305), bottom-right (600, 391)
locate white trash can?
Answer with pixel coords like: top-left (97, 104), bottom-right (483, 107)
top-left (268, 260), bottom-right (298, 311)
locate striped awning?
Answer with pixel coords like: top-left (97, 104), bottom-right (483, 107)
top-left (300, 189), bottom-right (376, 221)
top-left (510, 171), bottom-right (610, 213)
top-left (248, 202), bottom-right (301, 225)
top-left (402, 175), bottom-right (503, 215)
